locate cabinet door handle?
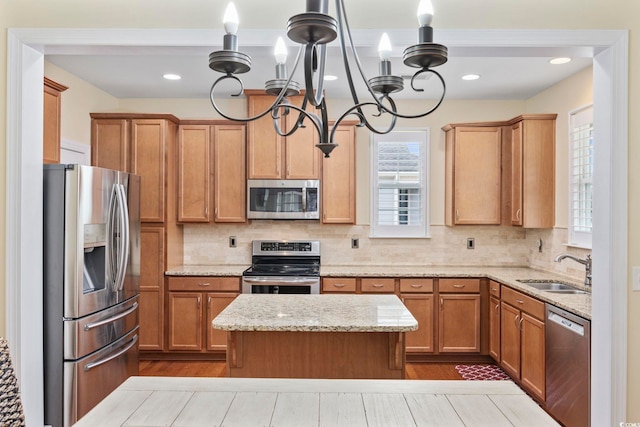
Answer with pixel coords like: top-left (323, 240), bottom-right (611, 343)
top-left (440, 298), bottom-right (444, 310)
top-left (516, 209), bottom-right (521, 221)
top-left (410, 284), bottom-right (423, 289)
top-left (519, 317), bottom-right (524, 331)
top-left (514, 314), bottom-right (520, 328)
top-left (494, 303), bottom-right (500, 311)
top-left (204, 207), bottom-right (208, 216)
top-left (198, 282), bottom-right (211, 287)
top-left (208, 296), bottom-right (211, 306)
top-left (332, 283), bottom-right (346, 288)
top-left (455, 209), bottom-right (460, 221)
top-left (453, 284), bottom-right (465, 288)
top-left (197, 296), bottom-right (201, 308)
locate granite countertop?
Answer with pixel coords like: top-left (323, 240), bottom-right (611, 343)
top-left (166, 264), bottom-right (591, 320)
top-left (166, 264), bottom-right (248, 276)
top-left (212, 294), bottom-right (418, 332)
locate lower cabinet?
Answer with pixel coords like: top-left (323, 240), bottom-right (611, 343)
top-left (139, 227), bottom-right (165, 351)
top-left (489, 280), bottom-right (501, 362)
top-left (166, 277), bottom-right (240, 353)
top-left (500, 286), bottom-right (546, 401)
top-left (438, 279), bottom-right (481, 353)
top-left (400, 279), bottom-right (434, 353)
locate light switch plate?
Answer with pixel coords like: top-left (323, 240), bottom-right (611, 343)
top-left (633, 266), bottom-right (640, 291)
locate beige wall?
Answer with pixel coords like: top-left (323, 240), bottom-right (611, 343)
top-left (1, 0), bottom-right (639, 421)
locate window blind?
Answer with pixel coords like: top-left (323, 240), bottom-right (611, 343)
top-left (569, 106), bottom-right (593, 247)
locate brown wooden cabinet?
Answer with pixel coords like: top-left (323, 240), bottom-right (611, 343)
top-left (500, 286), bottom-right (546, 401)
top-left (167, 277), bottom-right (240, 353)
top-left (91, 114), bottom-right (180, 223)
top-left (322, 124), bottom-right (356, 224)
top-left (509, 114), bottom-right (557, 228)
top-left (43, 77), bottom-right (68, 164)
top-left (246, 92), bottom-right (319, 179)
top-left (139, 227), bottom-right (165, 351)
top-left (177, 122), bottom-right (246, 223)
top-left (91, 113), bottom-right (183, 354)
top-left (488, 281), bottom-right (501, 362)
top-left (322, 278), bottom-right (357, 293)
top-left (438, 279), bottom-right (481, 353)
top-left (443, 124), bottom-right (502, 225)
top-left (361, 278), bottom-right (396, 293)
top-left (400, 278), bottom-right (434, 354)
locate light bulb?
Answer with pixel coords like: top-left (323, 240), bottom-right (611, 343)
top-left (378, 33), bottom-right (392, 61)
top-left (417, 0), bottom-right (434, 27)
top-left (223, 2), bottom-right (239, 35)
top-left (274, 37), bottom-right (288, 65)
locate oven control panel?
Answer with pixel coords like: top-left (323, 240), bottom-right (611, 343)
top-left (253, 240), bottom-right (320, 256)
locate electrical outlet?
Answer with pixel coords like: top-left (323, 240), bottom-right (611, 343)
top-left (229, 236), bottom-right (237, 248)
top-left (351, 237), bottom-right (359, 249)
top-left (467, 238), bottom-right (475, 249)
top-left (633, 266), bottom-right (640, 291)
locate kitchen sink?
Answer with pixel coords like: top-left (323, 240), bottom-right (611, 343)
top-left (543, 289), bottom-right (589, 295)
top-left (516, 280), bottom-right (590, 295)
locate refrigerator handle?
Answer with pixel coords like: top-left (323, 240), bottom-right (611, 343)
top-left (106, 184), bottom-right (119, 287)
top-left (115, 184), bottom-right (130, 291)
top-left (83, 334), bottom-right (138, 372)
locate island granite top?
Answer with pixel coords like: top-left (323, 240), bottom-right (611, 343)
top-left (212, 294), bottom-right (418, 332)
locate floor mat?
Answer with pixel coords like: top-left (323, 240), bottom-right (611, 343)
top-left (454, 364), bottom-right (511, 381)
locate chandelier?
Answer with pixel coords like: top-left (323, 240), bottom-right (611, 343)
top-left (208, 0), bottom-right (447, 157)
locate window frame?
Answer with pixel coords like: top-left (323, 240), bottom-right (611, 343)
top-left (369, 129), bottom-right (430, 238)
top-left (567, 104), bottom-right (593, 249)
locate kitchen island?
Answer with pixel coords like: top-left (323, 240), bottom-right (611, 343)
top-left (212, 294), bottom-right (418, 379)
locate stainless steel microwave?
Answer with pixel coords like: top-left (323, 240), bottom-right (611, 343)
top-left (247, 179), bottom-right (320, 219)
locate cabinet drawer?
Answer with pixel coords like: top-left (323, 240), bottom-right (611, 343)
top-left (501, 286), bottom-right (545, 320)
top-left (438, 278), bottom-right (480, 293)
top-left (167, 276), bottom-right (240, 292)
top-left (489, 280), bottom-right (501, 297)
top-left (322, 278), bottom-right (356, 293)
top-left (400, 278), bottom-right (434, 293)
top-left (361, 278), bottom-right (396, 293)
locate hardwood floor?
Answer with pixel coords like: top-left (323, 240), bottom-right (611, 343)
top-left (139, 360), bottom-right (463, 380)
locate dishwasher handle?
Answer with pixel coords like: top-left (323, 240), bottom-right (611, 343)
top-left (548, 310), bottom-right (585, 336)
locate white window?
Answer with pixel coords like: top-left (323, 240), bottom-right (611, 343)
top-left (568, 105), bottom-right (593, 248)
top-left (370, 129), bottom-right (429, 238)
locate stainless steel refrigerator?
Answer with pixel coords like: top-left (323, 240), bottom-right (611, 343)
top-left (43, 164), bottom-right (141, 427)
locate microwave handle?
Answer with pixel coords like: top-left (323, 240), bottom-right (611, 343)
top-left (302, 187), bottom-right (307, 212)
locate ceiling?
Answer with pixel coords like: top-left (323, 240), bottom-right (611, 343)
top-left (45, 30), bottom-right (593, 102)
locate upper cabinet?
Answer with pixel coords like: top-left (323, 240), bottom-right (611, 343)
top-left (43, 77), bottom-right (68, 164)
top-left (246, 91), bottom-right (320, 179)
top-left (177, 121), bottom-right (246, 223)
top-left (509, 115), bottom-right (557, 228)
top-left (322, 123), bottom-right (356, 224)
top-left (443, 113), bottom-right (556, 228)
top-left (90, 113), bottom-right (179, 223)
top-left (443, 124), bottom-right (502, 225)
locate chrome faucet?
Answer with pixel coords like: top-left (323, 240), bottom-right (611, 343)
top-left (554, 254), bottom-right (592, 287)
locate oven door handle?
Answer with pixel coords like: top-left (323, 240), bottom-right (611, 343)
top-left (243, 277), bottom-right (319, 285)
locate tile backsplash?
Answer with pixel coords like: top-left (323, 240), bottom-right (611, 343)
top-left (182, 222), bottom-right (590, 283)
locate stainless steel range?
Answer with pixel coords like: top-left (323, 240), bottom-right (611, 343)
top-left (242, 240), bottom-right (320, 294)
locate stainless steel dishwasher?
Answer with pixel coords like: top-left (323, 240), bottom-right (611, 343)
top-left (545, 304), bottom-right (591, 427)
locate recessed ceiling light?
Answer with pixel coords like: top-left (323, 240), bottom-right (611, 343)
top-left (549, 57), bottom-right (571, 65)
top-left (323, 75), bottom-right (338, 81)
top-left (462, 74), bottom-right (480, 81)
top-left (163, 73), bottom-right (182, 80)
